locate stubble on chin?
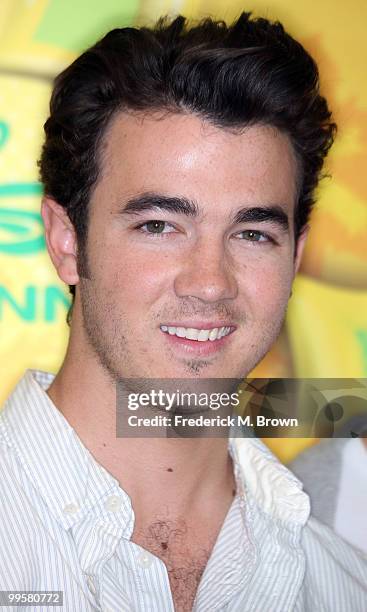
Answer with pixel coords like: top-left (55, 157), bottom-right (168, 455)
top-left (179, 358), bottom-right (211, 377)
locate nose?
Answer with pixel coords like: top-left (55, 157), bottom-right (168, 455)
top-left (173, 236), bottom-right (238, 303)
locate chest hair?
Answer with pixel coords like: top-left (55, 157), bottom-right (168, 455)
top-left (133, 516), bottom-right (218, 611)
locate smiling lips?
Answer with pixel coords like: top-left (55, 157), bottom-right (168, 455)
top-left (160, 325), bottom-right (233, 342)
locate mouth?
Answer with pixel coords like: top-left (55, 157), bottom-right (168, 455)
top-left (160, 323), bottom-right (236, 356)
top-left (160, 324), bottom-right (233, 341)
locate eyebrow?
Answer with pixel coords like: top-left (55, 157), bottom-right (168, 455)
top-left (120, 191), bottom-right (289, 230)
top-left (121, 192), bottom-right (198, 217)
top-left (233, 205), bottom-right (289, 230)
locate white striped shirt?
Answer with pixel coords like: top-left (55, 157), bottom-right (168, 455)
top-left (0, 370), bottom-right (366, 611)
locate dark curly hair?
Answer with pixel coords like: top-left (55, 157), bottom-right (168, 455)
top-left (39, 11), bottom-right (336, 306)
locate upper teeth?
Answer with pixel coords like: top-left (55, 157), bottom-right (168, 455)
top-left (160, 326), bottom-right (232, 341)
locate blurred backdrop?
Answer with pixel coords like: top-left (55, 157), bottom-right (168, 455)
top-left (0, 0), bottom-right (366, 461)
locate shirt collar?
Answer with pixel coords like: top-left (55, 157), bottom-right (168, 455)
top-left (230, 436), bottom-right (310, 525)
top-left (1, 370), bottom-right (309, 530)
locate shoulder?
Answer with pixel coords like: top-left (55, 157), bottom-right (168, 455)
top-left (0, 436), bottom-right (40, 588)
top-left (298, 515), bottom-right (367, 611)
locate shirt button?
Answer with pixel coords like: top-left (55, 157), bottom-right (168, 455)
top-left (63, 502), bottom-right (80, 515)
top-left (137, 551), bottom-right (153, 568)
top-left (87, 576), bottom-right (97, 595)
top-left (104, 495), bottom-right (122, 512)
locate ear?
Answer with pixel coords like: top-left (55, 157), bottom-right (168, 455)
top-left (293, 224), bottom-right (310, 276)
top-left (41, 197), bottom-right (79, 286)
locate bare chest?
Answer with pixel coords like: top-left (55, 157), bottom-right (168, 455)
top-left (133, 517), bottom-right (216, 611)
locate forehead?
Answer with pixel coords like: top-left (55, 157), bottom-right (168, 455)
top-left (96, 111), bottom-right (298, 214)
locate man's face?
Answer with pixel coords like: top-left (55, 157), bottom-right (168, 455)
top-left (76, 112), bottom-right (305, 380)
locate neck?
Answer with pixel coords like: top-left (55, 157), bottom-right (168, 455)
top-left (46, 321), bottom-right (235, 522)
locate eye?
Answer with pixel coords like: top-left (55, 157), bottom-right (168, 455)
top-left (237, 229), bottom-right (272, 243)
top-left (137, 220), bottom-right (176, 234)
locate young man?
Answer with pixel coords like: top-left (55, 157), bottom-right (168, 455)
top-left (1, 12), bottom-right (366, 612)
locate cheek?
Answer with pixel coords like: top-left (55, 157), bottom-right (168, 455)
top-left (241, 259), bottom-right (293, 318)
top-left (100, 246), bottom-right (174, 305)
